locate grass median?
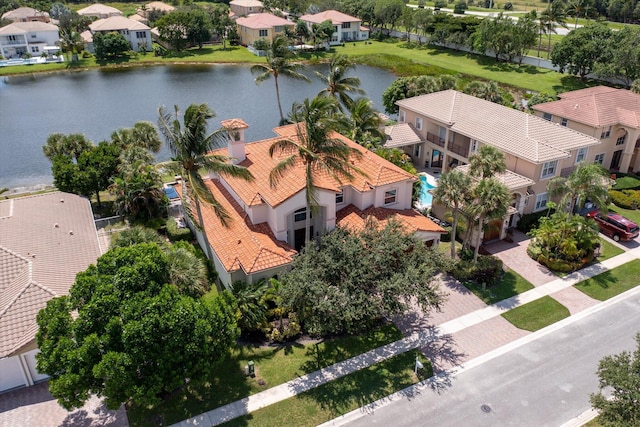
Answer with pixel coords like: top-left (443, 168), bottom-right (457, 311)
top-left (127, 323), bottom-right (404, 427)
top-left (574, 259), bottom-right (640, 301)
top-left (462, 269), bottom-right (534, 305)
top-left (501, 296), bottom-right (570, 332)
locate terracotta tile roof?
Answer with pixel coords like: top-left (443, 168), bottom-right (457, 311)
top-left (299, 10), bottom-right (360, 24)
top-left (0, 21), bottom-right (57, 34)
top-left (230, 0), bottom-right (264, 7)
top-left (1, 7), bottom-right (49, 21)
top-left (533, 86), bottom-right (640, 128)
top-left (221, 118), bottom-right (249, 129)
top-left (384, 123), bottom-right (424, 148)
top-left (397, 90), bottom-right (601, 164)
top-left (77, 4), bottom-right (122, 15)
top-left (212, 123), bottom-right (417, 208)
top-left (145, 1), bottom-right (176, 12)
top-left (178, 181), bottom-right (297, 274)
top-left (0, 193), bottom-right (102, 357)
top-left (236, 13), bottom-right (292, 29)
top-left (455, 164), bottom-right (535, 191)
top-left (89, 16), bottom-right (150, 32)
top-left (336, 204), bottom-right (446, 234)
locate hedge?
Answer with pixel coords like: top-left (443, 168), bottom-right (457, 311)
top-left (166, 217), bottom-right (193, 242)
top-left (609, 189), bottom-right (640, 210)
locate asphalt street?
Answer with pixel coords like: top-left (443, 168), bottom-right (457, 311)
top-left (341, 290), bottom-right (640, 427)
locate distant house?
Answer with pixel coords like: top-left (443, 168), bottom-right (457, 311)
top-left (0, 192), bottom-right (102, 393)
top-left (182, 120), bottom-right (445, 286)
top-left (88, 16), bottom-right (153, 52)
top-left (137, 1), bottom-right (176, 19)
top-left (236, 13), bottom-right (294, 47)
top-left (532, 86), bottom-right (640, 173)
top-left (229, 0), bottom-right (264, 17)
top-left (298, 10), bottom-right (368, 46)
top-left (77, 3), bottom-right (123, 19)
top-left (1, 7), bottom-right (50, 23)
top-left (0, 22), bottom-right (59, 59)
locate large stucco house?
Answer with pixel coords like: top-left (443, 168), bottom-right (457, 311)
top-left (0, 21), bottom-right (59, 59)
top-left (77, 3), bottom-right (124, 19)
top-left (298, 10), bottom-right (369, 46)
top-left (236, 13), bottom-right (294, 47)
top-left (532, 86), bottom-right (640, 174)
top-left (87, 16), bottom-right (153, 52)
top-left (385, 90), bottom-right (602, 240)
top-left (182, 120), bottom-right (445, 287)
top-left (0, 193), bottom-right (103, 393)
top-left (230, 0), bottom-right (264, 18)
top-left (1, 7), bottom-right (50, 23)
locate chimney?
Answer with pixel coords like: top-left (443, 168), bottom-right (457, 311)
top-left (221, 119), bottom-right (249, 164)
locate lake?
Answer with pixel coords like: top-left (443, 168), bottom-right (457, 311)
top-left (0, 63), bottom-right (397, 191)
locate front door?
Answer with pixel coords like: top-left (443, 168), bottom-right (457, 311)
top-left (611, 150), bottom-right (623, 170)
top-left (294, 226), bottom-right (314, 251)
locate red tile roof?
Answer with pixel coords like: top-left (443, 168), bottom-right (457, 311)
top-left (336, 204), bottom-right (446, 234)
top-left (300, 10), bottom-right (360, 25)
top-left (236, 13), bottom-right (292, 29)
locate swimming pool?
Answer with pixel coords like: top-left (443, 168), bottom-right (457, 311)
top-left (163, 186), bottom-right (179, 199)
top-left (419, 175), bottom-right (435, 208)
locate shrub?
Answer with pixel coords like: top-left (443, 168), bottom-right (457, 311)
top-left (503, 2), bottom-right (513, 9)
top-left (166, 216), bottom-right (193, 242)
top-left (451, 255), bottom-right (503, 287)
top-left (454, 0), bottom-right (468, 13)
top-left (517, 209), bottom-right (553, 233)
top-left (434, 0), bottom-right (448, 7)
top-left (609, 189), bottom-right (639, 209)
top-left (526, 240), bottom-right (542, 261)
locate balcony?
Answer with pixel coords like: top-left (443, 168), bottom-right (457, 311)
top-left (426, 132), bottom-right (445, 148)
top-left (448, 144), bottom-right (469, 158)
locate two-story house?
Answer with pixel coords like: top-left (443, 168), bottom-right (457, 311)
top-left (230, 0), bottom-right (264, 18)
top-left (298, 10), bottom-right (369, 46)
top-left (532, 86), bottom-right (640, 174)
top-left (1, 7), bottom-right (50, 23)
top-left (386, 90), bottom-right (601, 239)
top-left (77, 4), bottom-right (124, 20)
top-left (236, 13), bottom-right (294, 47)
top-left (0, 22), bottom-right (59, 60)
top-left (88, 16), bottom-right (153, 52)
top-left (180, 120), bottom-right (445, 287)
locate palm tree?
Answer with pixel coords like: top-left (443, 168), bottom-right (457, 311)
top-left (432, 169), bottom-right (473, 259)
top-left (269, 96), bottom-right (366, 244)
top-left (542, 0), bottom-right (569, 59)
top-left (109, 160), bottom-right (166, 220)
top-left (347, 97), bottom-right (385, 144)
top-left (43, 133), bottom-right (92, 162)
top-left (157, 103), bottom-right (254, 261)
top-left (547, 162), bottom-right (612, 215)
top-left (315, 53), bottom-right (366, 111)
top-left (110, 225), bottom-right (166, 249)
top-left (567, 0), bottom-right (591, 29)
top-left (57, 28), bottom-right (84, 63)
top-left (110, 121), bottom-right (162, 153)
top-left (251, 35), bottom-right (310, 124)
top-left (468, 145), bottom-right (506, 179)
top-left (468, 177), bottom-right (511, 263)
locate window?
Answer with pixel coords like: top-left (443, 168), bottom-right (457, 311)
top-left (294, 207), bottom-right (311, 222)
top-left (543, 113), bottom-right (552, 121)
top-left (384, 189), bottom-right (397, 205)
top-left (335, 190), bottom-right (344, 204)
top-left (470, 139), bottom-right (478, 153)
top-left (30, 46), bottom-right (39, 53)
top-left (438, 126), bottom-right (446, 140)
top-left (136, 31), bottom-right (146, 39)
top-left (535, 193), bottom-right (548, 211)
top-left (415, 117), bottom-right (422, 130)
top-left (540, 160), bottom-right (558, 179)
top-left (560, 117), bottom-right (568, 127)
top-left (274, 26), bottom-right (284, 32)
top-left (342, 22), bottom-right (351, 29)
top-left (31, 34), bottom-right (37, 39)
top-left (575, 147), bottom-right (587, 164)
top-left (8, 35), bottom-right (17, 41)
top-left (414, 144), bottom-right (421, 159)
top-left (594, 153), bottom-right (605, 165)
top-left (601, 126), bottom-right (611, 139)
top-left (616, 134), bottom-right (627, 146)
top-left (399, 110), bottom-right (405, 123)
top-left (259, 29), bottom-right (268, 37)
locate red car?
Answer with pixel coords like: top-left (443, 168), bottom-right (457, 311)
top-left (586, 211), bottom-right (640, 242)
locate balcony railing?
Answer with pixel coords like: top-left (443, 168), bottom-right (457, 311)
top-left (449, 144), bottom-right (469, 158)
top-left (426, 132), bottom-right (445, 148)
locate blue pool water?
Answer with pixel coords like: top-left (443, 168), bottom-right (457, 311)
top-left (164, 186), bottom-right (179, 199)
top-left (419, 175), bottom-right (435, 207)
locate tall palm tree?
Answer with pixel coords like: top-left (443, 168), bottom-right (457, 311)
top-left (110, 121), bottom-right (162, 153)
top-left (157, 103), bottom-right (254, 261)
top-left (542, 0), bottom-right (569, 59)
top-left (432, 169), bottom-right (473, 260)
top-left (567, 0), bottom-right (591, 29)
top-left (269, 96), bottom-right (366, 244)
top-left (469, 177), bottom-right (511, 263)
top-left (43, 133), bottom-right (92, 162)
top-left (468, 145), bottom-right (506, 179)
top-left (547, 162), bottom-right (612, 215)
top-left (57, 28), bottom-right (84, 63)
top-left (347, 97), bottom-right (385, 144)
top-left (251, 36), bottom-right (310, 124)
top-left (315, 53), bottom-right (365, 111)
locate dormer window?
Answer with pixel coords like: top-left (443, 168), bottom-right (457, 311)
top-left (384, 189), bottom-right (397, 205)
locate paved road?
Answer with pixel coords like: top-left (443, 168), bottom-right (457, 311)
top-left (340, 290), bottom-right (640, 427)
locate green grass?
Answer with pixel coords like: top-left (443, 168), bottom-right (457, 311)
top-left (501, 296), bottom-right (570, 331)
top-left (574, 259), bottom-right (640, 301)
top-left (127, 323), bottom-right (404, 427)
top-left (220, 350), bottom-right (430, 427)
top-left (612, 175), bottom-right (640, 190)
top-left (596, 238), bottom-right (624, 262)
top-left (463, 269), bottom-right (535, 305)
top-left (607, 204), bottom-right (640, 225)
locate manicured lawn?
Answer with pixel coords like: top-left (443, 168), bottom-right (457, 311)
top-left (127, 323), bottom-right (404, 427)
top-left (612, 175), bottom-right (640, 190)
top-left (501, 296), bottom-right (570, 331)
top-left (607, 204), bottom-right (640, 225)
top-left (463, 269), bottom-right (534, 305)
top-left (574, 259), bottom-right (640, 301)
top-left (221, 350), bottom-right (430, 427)
top-left (595, 238), bottom-right (624, 262)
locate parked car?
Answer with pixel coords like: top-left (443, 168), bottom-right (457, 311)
top-left (586, 211), bottom-right (640, 242)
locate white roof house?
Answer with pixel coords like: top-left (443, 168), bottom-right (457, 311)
top-left (77, 4), bottom-right (123, 19)
top-left (0, 21), bottom-right (59, 60)
top-left (298, 10), bottom-right (369, 45)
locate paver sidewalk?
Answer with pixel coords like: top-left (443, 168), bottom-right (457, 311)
top-left (171, 246), bottom-right (640, 427)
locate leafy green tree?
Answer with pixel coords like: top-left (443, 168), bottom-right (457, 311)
top-left (551, 23), bottom-right (612, 79)
top-left (251, 35), bottom-right (310, 124)
top-left (187, 8), bottom-right (211, 49)
top-left (463, 80), bottom-right (505, 104)
top-left (432, 169), bottom-right (473, 259)
top-left (590, 332), bottom-right (640, 426)
top-left (280, 221), bottom-right (447, 336)
top-left (110, 121), bottom-right (162, 153)
top-left (547, 162), bottom-right (612, 215)
top-left (347, 97), bottom-right (385, 144)
top-left (110, 225), bottom-right (166, 249)
top-left (310, 20), bottom-right (335, 48)
top-left (382, 75), bottom-right (459, 114)
top-left (43, 133), bottom-right (92, 161)
top-left (294, 19), bottom-right (310, 44)
top-left (632, 79), bottom-right (640, 94)
top-left (94, 32), bottom-right (131, 60)
top-left (269, 96), bottom-right (365, 243)
top-left (526, 92), bottom-right (558, 112)
top-left (156, 11), bottom-right (191, 51)
top-left (315, 53), bottom-right (365, 111)
top-left (157, 103), bottom-right (254, 261)
top-left (109, 160), bottom-right (166, 220)
top-left (374, 0), bottom-right (405, 34)
top-left (35, 243), bottom-right (238, 410)
top-left (231, 280), bottom-right (269, 333)
top-left (372, 147), bottom-right (417, 174)
top-left (592, 27), bottom-right (640, 87)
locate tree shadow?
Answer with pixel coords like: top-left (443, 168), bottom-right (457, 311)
top-left (0, 382), bottom-right (55, 413)
top-left (418, 326), bottom-right (465, 387)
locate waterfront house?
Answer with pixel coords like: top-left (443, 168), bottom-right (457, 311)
top-left (0, 22), bottom-right (59, 60)
top-left (298, 10), bottom-right (369, 46)
top-left (88, 16), bottom-right (153, 53)
top-left (0, 193), bottom-right (102, 393)
top-left (236, 13), bottom-right (294, 47)
top-left (77, 4), bottom-right (124, 20)
top-left (532, 86), bottom-right (640, 174)
top-left (182, 120), bottom-right (445, 287)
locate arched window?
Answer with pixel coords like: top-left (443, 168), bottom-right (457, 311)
top-left (294, 207), bottom-right (312, 222)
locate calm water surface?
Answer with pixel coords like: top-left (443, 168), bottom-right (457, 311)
top-left (0, 64), bottom-right (396, 190)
